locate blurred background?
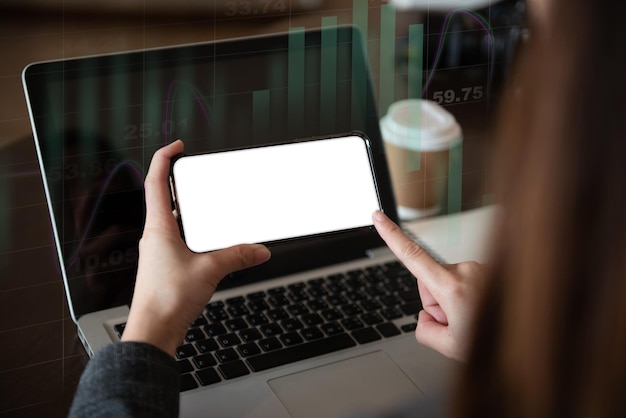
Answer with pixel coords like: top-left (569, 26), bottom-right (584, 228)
top-left (0, 1), bottom-right (526, 416)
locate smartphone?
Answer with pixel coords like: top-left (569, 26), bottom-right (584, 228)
top-left (170, 133), bottom-right (382, 253)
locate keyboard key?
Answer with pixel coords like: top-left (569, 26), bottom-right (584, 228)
top-left (346, 269), bottom-right (368, 280)
top-left (401, 323), bottom-right (417, 333)
top-left (380, 307), bottom-right (403, 320)
top-left (260, 323), bottom-right (283, 337)
top-left (247, 313), bottom-right (269, 326)
top-left (204, 322), bottom-right (228, 337)
top-left (206, 307), bottom-right (229, 322)
top-left (327, 273), bottom-right (347, 282)
top-left (398, 290), bottom-right (419, 302)
top-left (219, 360), bottom-right (250, 380)
top-left (321, 308), bottom-right (344, 322)
top-left (218, 333), bottom-right (241, 348)
top-left (361, 312), bottom-right (384, 326)
top-left (308, 277), bottom-right (326, 287)
top-left (247, 334), bottom-right (356, 372)
top-left (193, 353), bottom-right (217, 369)
top-left (364, 285), bottom-right (386, 297)
top-left (400, 302), bottom-right (421, 316)
top-left (326, 294), bottom-right (348, 306)
top-left (281, 318), bottom-right (304, 332)
top-left (366, 264), bottom-right (384, 274)
top-left (239, 328), bottom-right (263, 342)
top-left (342, 304), bottom-right (363, 317)
top-left (206, 300), bottom-right (224, 310)
top-left (321, 322), bottom-right (344, 336)
top-left (287, 282), bottom-right (306, 291)
top-left (307, 286), bottom-right (328, 297)
top-left (401, 276), bottom-right (418, 288)
top-left (267, 308), bottom-right (289, 321)
top-left (345, 290), bottom-right (367, 301)
top-left (227, 303), bottom-right (250, 317)
top-left (196, 368), bottom-right (221, 386)
top-left (238, 342), bottom-right (261, 357)
top-left (341, 317), bottom-right (364, 331)
top-left (224, 318), bottom-right (248, 332)
top-left (196, 338), bottom-right (219, 353)
top-left (185, 328), bottom-right (206, 343)
top-left (280, 332), bottom-right (304, 346)
top-left (191, 314), bottom-right (208, 328)
top-left (360, 299), bottom-right (382, 312)
top-left (259, 337), bottom-right (283, 352)
top-left (268, 286), bottom-right (287, 294)
top-left (346, 277), bottom-right (365, 289)
top-left (177, 359), bottom-right (193, 374)
top-left (307, 300), bottom-right (328, 311)
top-left (361, 272), bottom-right (376, 281)
top-left (384, 281), bottom-right (405, 293)
top-left (326, 282), bottom-right (347, 293)
top-left (268, 294), bottom-right (290, 307)
top-left (300, 326), bottom-right (324, 341)
top-left (301, 313), bottom-right (323, 326)
top-left (215, 348), bottom-right (239, 363)
top-left (384, 260), bottom-right (402, 271)
top-left (352, 327), bottom-right (382, 344)
top-left (225, 296), bottom-right (246, 305)
top-left (180, 373), bottom-right (198, 392)
top-left (288, 290), bottom-right (309, 302)
top-left (380, 294), bottom-right (401, 307)
top-left (287, 303), bottom-right (309, 316)
top-left (376, 322), bottom-right (401, 338)
top-left (247, 299), bottom-right (270, 312)
top-left (176, 344), bottom-right (197, 359)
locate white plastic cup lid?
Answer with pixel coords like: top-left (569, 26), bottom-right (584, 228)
top-left (380, 99), bottom-right (462, 151)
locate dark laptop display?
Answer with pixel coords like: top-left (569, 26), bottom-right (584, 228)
top-left (23, 27), bottom-right (399, 319)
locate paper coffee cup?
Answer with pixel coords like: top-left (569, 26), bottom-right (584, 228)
top-left (380, 99), bottom-right (462, 220)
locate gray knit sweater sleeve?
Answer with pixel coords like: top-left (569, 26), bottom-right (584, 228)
top-left (68, 342), bottom-right (180, 418)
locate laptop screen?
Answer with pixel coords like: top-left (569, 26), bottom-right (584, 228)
top-left (23, 27), bottom-right (398, 318)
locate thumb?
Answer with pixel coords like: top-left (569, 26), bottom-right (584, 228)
top-left (201, 244), bottom-right (272, 279)
top-left (415, 310), bottom-right (455, 357)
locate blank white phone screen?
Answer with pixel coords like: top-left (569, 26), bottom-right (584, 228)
top-left (172, 135), bottom-right (381, 253)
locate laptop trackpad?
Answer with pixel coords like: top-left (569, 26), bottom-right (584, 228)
top-left (268, 351), bottom-right (425, 418)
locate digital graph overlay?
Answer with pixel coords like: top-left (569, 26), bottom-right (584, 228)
top-left (30, 1), bottom-right (512, 279)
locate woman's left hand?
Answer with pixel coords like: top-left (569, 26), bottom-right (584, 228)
top-left (121, 140), bottom-right (272, 357)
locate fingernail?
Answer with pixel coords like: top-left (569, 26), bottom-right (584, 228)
top-left (373, 210), bottom-right (386, 222)
top-left (253, 245), bottom-right (271, 263)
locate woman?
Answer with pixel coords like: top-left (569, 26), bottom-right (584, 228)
top-left (447, 0), bottom-right (626, 416)
top-left (69, 0), bottom-right (626, 416)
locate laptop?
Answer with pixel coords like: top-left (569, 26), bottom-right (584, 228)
top-left (22, 26), bottom-right (453, 417)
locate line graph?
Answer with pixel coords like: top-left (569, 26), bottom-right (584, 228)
top-left (162, 80), bottom-right (212, 145)
top-left (422, 8), bottom-right (495, 99)
top-left (65, 160), bottom-right (144, 272)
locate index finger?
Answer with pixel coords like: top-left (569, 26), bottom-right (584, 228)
top-left (372, 210), bottom-right (451, 297)
top-left (144, 140), bottom-right (184, 230)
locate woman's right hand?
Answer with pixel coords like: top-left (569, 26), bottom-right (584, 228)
top-left (372, 210), bottom-right (486, 362)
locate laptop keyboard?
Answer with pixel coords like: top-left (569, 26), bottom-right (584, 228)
top-left (114, 260), bottom-right (421, 392)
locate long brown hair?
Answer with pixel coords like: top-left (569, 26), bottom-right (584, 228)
top-left (451, 1), bottom-right (626, 417)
